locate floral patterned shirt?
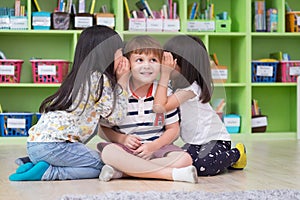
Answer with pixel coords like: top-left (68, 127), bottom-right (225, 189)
top-left (28, 72), bottom-right (128, 143)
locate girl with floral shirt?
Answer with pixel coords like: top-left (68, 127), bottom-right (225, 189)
top-left (9, 25), bottom-right (130, 181)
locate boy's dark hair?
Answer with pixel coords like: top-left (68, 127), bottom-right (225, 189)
top-left (164, 35), bottom-right (213, 103)
top-left (123, 35), bottom-right (163, 62)
top-left (39, 25), bottom-right (123, 114)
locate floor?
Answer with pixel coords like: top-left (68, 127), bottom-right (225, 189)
top-left (0, 139), bottom-right (299, 200)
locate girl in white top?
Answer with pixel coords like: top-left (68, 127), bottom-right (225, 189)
top-left (9, 25), bottom-right (130, 181)
top-left (154, 35), bottom-right (247, 176)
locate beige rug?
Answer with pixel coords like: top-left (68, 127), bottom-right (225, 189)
top-left (60, 189), bottom-right (300, 200)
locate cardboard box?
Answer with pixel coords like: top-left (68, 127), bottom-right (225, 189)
top-left (252, 115), bottom-right (268, 133)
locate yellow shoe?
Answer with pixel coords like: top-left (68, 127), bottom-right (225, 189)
top-left (231, 143), bottom-right (247, 169)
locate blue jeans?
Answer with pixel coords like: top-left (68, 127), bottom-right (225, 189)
top-left (27, 142), bottom-right (104, 180)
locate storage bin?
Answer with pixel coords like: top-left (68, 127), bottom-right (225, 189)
top-left (51, 12), bottom-right (72, 30)
top-left (278, 61), bottom-right (300, 82)
top-left (286, 11), bottom-right (300, 32)
top-left (0, 59), bottom-right (24, 83)
top-left (252, 115), bottom-right (267, 133)
top-left (32, 12), bottom-right (51, 30)
top-left (211, 65), bottom-right (228, 83)
top-left (95, 13), bottom-right (115, 29)
top-left (251, 61), bottom-right (278, 82)
top-left (30, 59), bottom-right (70, 83)
top-left (74, 13), bottom-right (93, 29)
top-left (223, 114), bottom-right (240, 134)
top-left (215, 17), bottom-right (231, 32)
top-left (0, 113), bottom-right (33, 136)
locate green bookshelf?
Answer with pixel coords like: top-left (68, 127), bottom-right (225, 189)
top-left (0, 0), bottom-right (298, 141)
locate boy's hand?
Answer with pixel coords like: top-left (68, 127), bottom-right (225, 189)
top-left (133, 143), bottom-right (156, 160)
top-left (161, 52), bottom-right (176, 76)
top-left (123, 134), bottom-right (142, 151)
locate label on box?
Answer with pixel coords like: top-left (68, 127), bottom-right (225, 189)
top-left (129, 19), bottom-right (146, 31)
top-left (7, 118), bottom-right (26, 129)
top-left (211, 69), bottom-right (228, 79)
top-left (0, 65), bottom-right (15, 75)
top-left (224, 117), bottom-right (240, 127)
top-left (163, 19), bottom-right (180, 31)
top-left (297, 16), bottom-right (300, 26)
top-left (199, 21), bottom-right (215, 31)
top-left (187, 21), bottom-right (215, 32)
top-left (10, 17), bottom-right (27, 29)
top-left (289, 66), bottom-right (300, 76)
top-left (38, 65), bottom-right (56, 75)
top-left (256, 65), bottom-right (273, 77)
top-left (251, 116), bottom-right (268, 128)
top-left (97, 17), bottom-right (115, 27)
top-left (75, 16), bottom-right (93, 28)
top-left (146, 19), bottom-right (163, 31)
top-left (187, 21), bottom-right (201, 31)
top-left (0, 16), bottom-right (10, 28)
top-left (32, 16), bottom-right (51, 26)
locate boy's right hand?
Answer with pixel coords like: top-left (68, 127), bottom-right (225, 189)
top-left (123, 135), bottom-right (142, 151)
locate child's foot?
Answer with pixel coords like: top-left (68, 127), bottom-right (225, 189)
top-left (231, 143), bottom-right (247, 169)
top-left (9, 161), bottom-right (50, 181)
top-left (99, 165), bottom-right (123, 182)
top-left (15, 156), bottom-right (31, 166)
top-left (16, 162), bottom-right (34, 174)
top-left (172, 165), bottom-right (198, 184)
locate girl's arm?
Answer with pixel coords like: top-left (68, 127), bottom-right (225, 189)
top-left (105, 51), bottom-right (130, 125)
top-left (153, 52), bottom-right (195, 113)
top-left (99, 125), bottom-right (142, 150)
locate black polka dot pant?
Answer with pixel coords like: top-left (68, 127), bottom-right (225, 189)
top-left (184, 140), bottom-right (240, 176)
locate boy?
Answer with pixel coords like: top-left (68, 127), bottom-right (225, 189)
top-left (98, 35), bottom-right (198, 184)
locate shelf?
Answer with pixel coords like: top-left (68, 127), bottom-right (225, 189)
top-left (0, 0), bottom-right (298, 140)
top-left (252, 83), bottom-right (297, 87)
top-left (0, 83), bottom-right (61, 88)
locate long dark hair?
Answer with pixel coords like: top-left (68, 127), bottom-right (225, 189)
top-left (39, 25), bottom-right (123, 114)
top-left (164, 35), bottom-right (213, 103)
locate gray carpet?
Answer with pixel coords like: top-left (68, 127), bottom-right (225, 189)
top-left (60, 189), bottom-right (300, 200)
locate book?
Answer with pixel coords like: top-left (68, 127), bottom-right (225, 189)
top-left (210, 53), bottom-right (219, 66)
top-left (143, 0), bottom-right (155, 19)
top-left (124, 0), bottom-right (131, 19)
top-left (33, 0), bottom-right (41, 12)
top-left (14, 0), bottom-right (21, 16)
top-left (89, 0), bottom-right (96, 14)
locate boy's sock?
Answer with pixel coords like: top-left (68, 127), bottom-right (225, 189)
top-left (16, 162), bottom-right (34, 174)
top-left (9, 161), bottom-right (50, 181)
top-left (15, 156), bottom-right (31, 166)
top-left (231, 143), bottom-right (247, 170)
top-left (99, 165), bottom-right (123, 182)
top-left (172, 165), bottom-right (198, 184)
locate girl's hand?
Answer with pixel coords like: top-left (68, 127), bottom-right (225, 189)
top-left (133, 143), bottom-right (156, 160)
top-left (161, 52), bottom-right (176, 76)
top-left (123, 134), bottom-right (142, 151)
top-left (114, 49), bottom-right (130, 89)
